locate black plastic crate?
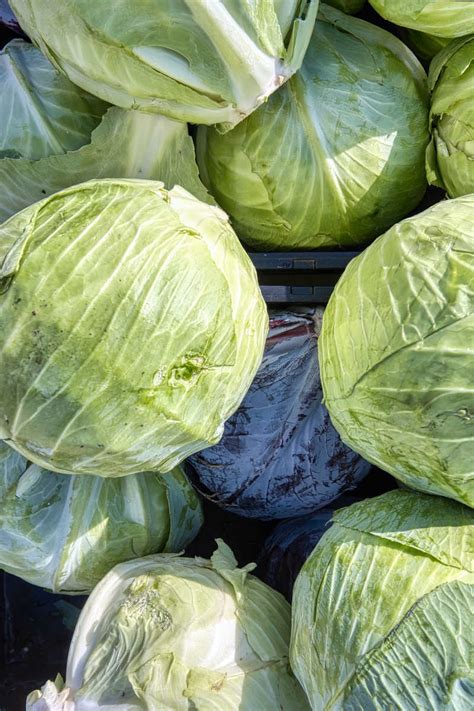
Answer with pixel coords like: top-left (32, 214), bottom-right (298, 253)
top-left (249, 250), bottom-right (359, 304)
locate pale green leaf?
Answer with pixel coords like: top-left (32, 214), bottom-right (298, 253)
top-left (368, 1), bottom-right (474, 38)
top-left (10, 0), bottom-right (319, 130)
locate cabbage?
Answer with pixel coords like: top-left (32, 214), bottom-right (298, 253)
top-left (426, 36), bottom-right (474, 198)
top-left (197, 5), bottom-right (429, 249)
top-left (320, 194), bottom-right (474, 508)
top-left (189, 309), bottom-right (369, 519)
top-left (291, 490), bottom-right (474, 709)
top-left (9, 0), bottom-right (319, 131)
top-left (27, 541), bottom-right (310, 710)
top-left (0, 39), bottom-right (210, 222)
top-left (0, 179), bottom-right (268, 477)
top-left (368, 1), bottom-right (474, 38)
top-left (291, 491), bottom-right (474, 711)
top-left (0, 441), bottom-right (202, 593)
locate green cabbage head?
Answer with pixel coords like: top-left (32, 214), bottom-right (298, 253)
top-left (291, 490), bottom-right (474, 710)
top-left (0, 39), bottom-right (210, 222)
top-left (197, 6), bottom-right (429, 249)
top-left (27, 541), bottom-right (310, 710)
top-left (368, 0), bottom-right (474, 38)
top-left (320, 194), bottom-right (474, 508)
top-left (0, 441), bottom-right (202, 593)
top-left (9, 0), bottom-right (319, 132)
top-left (426, 36), bottom-right (474, 198)
top-left (0, 179), bottom-right (268, 477)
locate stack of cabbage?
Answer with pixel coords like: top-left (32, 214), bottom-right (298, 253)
top-left (0, 0), bottom-right (472, 709)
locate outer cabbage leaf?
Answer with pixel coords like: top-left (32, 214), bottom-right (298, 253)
top-left (0, 441), bottom-right (203, 593)
top-left (0, 40), bottom-right (210, 222)
top-left (290, 490), bottom-right (474, 710)
top-left (426, 36), bottom-right (474, 198)
top-left (27, 677), bottom-right (74, 711)
top-left (343, 581), bottom-right (474, 710)
top-left (332, 489), bottom-right (474, 569)
top-left (27, 541), bottom-right (310, 710)
top-left (189, 309), bottom-right (369, 519)
top-left (319, 195), bottom-right (474, 507)
top-left (10, 0), bottom-right (319, 131)
top-left (368, 0), bottom-right (474, 38)
top-left (0, 179), bottom-right (268, 477)
top-left (0, 40), bottom-right (107, 160)
top-left (0, 106), bottom-right (211, 222)
top-left (197, 5), bottom-right (429, 249)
